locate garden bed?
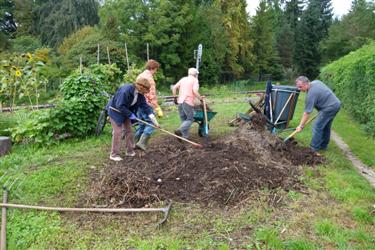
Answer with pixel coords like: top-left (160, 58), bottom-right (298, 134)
top-left (83, 114), bottom-right (323, 208)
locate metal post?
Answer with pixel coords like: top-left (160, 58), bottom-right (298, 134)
top-left (196, 44), bottom-right (203, 73)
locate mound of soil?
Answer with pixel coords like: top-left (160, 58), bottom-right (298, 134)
top-left (83, 114), bottom-right (323, 208)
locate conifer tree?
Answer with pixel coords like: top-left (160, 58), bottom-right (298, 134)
top-left (294, 0), bottom-right (333, 78)
top-left (33, 0), bottom-right (99, 48)
top-left (250, 0), bottom-right (283, 80)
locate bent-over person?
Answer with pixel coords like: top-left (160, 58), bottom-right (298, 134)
top-left (106, 78), bottom-right (159, 161)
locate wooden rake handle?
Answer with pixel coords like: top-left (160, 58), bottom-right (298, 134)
top-left (284, 114), bottom-right (318, 142)
top-left (134, 118), bottom-right (203, 148)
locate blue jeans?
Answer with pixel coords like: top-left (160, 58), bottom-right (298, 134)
top-left (177, 102), bottom-right (195, 138)
top-left (135, 108), bottom-right (155, 138)
top-left (311, 106), bottom-right (340, 152)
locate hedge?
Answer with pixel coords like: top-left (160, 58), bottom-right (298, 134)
top-left (320, 42), bottom-right (375, 135)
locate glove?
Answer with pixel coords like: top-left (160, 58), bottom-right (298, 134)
top-left (173, 96), bottom-right (178, 105)
top-left (129, 113), bottom-right (137, 120)
top-left (155, 106), bottom-right (163, 118)
top-left (149, 114), bottom-right (160, 127)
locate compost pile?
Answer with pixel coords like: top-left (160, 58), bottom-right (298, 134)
top-left (84, 114), bottom-right (323, 208)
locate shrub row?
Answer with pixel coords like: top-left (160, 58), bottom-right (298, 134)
top-left (320, 42), bottom-right (375, 135)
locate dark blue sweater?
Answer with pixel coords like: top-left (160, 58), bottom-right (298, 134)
top-left (106, 84), bottom-right (152, 125)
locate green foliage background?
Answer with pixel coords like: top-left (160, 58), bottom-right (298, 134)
top-left (320, 42), bottom-right (375, 135)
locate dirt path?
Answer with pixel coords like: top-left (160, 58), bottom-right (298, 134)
top-left (331, 131), bottom-right (375, 188)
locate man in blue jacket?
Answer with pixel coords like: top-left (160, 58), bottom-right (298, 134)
top-left (107, 78), bottom-right (160, 161)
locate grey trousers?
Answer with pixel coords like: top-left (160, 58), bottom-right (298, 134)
top-left (110, 117), bottom-right (134, 156)
top-left (178, 102), bottom-right (195, 139)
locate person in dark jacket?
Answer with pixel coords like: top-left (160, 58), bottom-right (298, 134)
top-left (106, 78), bottom-right (160, 161)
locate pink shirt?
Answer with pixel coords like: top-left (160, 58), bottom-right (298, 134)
top-left (173, 76), bottom-right (199, 106)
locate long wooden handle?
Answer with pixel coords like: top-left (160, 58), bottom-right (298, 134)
top-left (202, 98), bottom-right (209, 135)
top-left (135, 118), bottom-right (203, 148)
top-left (1, 189), bottom-right (8, 250)
top-left (284, 114), bottom-right (318, 142)
top-left (109, 106), bottom-right (203, 148)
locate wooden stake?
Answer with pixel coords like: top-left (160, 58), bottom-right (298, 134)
top-left (107, 47), bottom-right (111, 64)
top-left (1, 189), bottom-right (8, 250)
top-left (97, 44), bottom-right (100, 64)
top-left (125, 43), bottom-right (129, 71)
top-left (146, 43), bottom-right (149, 61)
top-left (79, 56), bottom-right (82, 75)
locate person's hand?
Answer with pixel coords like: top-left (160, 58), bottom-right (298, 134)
top-left (173, 96), bottom-right (178, 105)
top-left (129, 113), bottom-right (137, 120)
top-left (149, 114), bottom-right (160, 128)
top-left (155, 106), bottom-right (163, 118)
top-left (296, 125), bottom-right (304, 132)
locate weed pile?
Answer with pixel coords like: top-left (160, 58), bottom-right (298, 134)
top-left (84, 114), bottom-right (323, 208)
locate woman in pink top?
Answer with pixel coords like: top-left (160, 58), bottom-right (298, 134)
top-left (134, 59), bottom-right (160, 151)
top-left (172, 68), bottom-right (203, 139)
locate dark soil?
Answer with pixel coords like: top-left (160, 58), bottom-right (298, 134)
top-left (83, 114), bottom-right (324, 208)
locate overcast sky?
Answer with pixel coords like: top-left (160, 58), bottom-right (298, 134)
top-left (246, 0), bottom-right (352, 18)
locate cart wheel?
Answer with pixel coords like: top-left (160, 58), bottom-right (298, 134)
top-left (95, 109), bottom-right (108, 136)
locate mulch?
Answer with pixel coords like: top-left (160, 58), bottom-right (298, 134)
top-left (82, 114), bottom-right (324, 208)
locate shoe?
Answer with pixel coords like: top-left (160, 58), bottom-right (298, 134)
top-left (174, 130), bottom-right (182, 137)
top-left (109, 155), bottom-right (123, 161)
top-left (126, 151), bottom-right (136, 157)
top-left (136, 134), bottom-right (151, 151)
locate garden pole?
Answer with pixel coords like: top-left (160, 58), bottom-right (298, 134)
top-left (125, 43), bottom-right (129, 71)
top-left (1, 188), bottom-right (8, 250)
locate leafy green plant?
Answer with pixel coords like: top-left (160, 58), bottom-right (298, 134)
top-left (0, 52), bottom-right (48, 109)
top-left (84, 63), bottom-right (122, 94)
top-left (7, 71), bottom-right (107, 144)
top-left (321, 42), bottom-right (375, 135)
top-left (51, 73), bottom-right (107, 137)
top-left (122, 64), bottom-right (143, 83)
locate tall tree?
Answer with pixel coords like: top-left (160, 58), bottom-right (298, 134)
top-left (215, 0), bottom-right (254, 80)
top-left (33, 0), bottom-right (99, 48)
top-left (294, 0), bottom-right (333, 78)
top-left (250, 0), bottom-right (283, 80)
top-left (279, 0), bottom-right (303, 69)
top-left (320, 0), bottom-right (375, 63)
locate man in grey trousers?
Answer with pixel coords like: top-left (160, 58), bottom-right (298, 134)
top-left (295, 76), bottom-right (341, 154)
top-left (172, 68), bottom-right (204, 139)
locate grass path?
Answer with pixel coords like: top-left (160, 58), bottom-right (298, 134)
top-left (331, 131), bottom-right (375, 188)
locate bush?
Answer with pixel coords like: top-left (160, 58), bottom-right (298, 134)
top-left (11, 35), bottom-right (42, 53)
top-left (320, 42), bottom-right (375, 135)
top-left (7, 71), bottom-right (107, 144)
top-left (53, 73), bottom-right (107, 137)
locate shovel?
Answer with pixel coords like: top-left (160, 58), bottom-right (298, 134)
top-left (284, 113), bottom-right (318, 143)
top-left (202, 98), bottom-right (209, 145)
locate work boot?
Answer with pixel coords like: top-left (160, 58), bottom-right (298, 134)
top-left (174, 130), bottom-right (182, 137)
top-left (134, 133), bottom-right (141, 143)
top-left (136, 134), bottom-right (150, 151)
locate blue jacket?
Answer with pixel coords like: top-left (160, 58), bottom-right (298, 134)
top-left (106, 84), bottom-right (153, 125)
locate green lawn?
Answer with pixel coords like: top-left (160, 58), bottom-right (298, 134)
top-left (0, 87), bottom-right (374, 249)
